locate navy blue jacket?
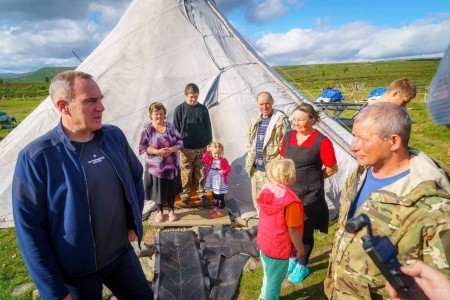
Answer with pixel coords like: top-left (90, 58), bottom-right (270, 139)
top-left (12, 122), bottom-right (144, 300)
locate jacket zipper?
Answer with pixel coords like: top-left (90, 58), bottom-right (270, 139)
top-left (79, 143), bottom-right (98, 270)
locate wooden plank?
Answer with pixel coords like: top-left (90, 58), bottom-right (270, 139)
top-left (148, 207), bottom-right (231, 227)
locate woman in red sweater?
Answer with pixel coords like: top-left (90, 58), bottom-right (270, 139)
top-left (281, 103), bottom-right (338, 283)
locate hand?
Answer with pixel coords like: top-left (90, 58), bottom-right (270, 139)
top-left (219, 170), bottom-right (224, 174)
top-left (128, 230), bottom-right (136, 242)
top-left (385, 260), bottom-right (450, 300)
top-left (158, 148), bottom-right (171, 157)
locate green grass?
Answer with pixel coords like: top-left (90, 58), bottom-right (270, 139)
top-left (0, 99), bottom-right (43, 140)
top-left (274, 59), bottom-right (440, 103)
top-left (0, 67), bottom-right (75, 82)
top-left (0, 60), bottom-right (448, 298)
top-left (0, 228), bottom-right (34, 300)
top-left (0, 80), bottom-right (49, 140)
top-left (237, 222), bottom-right (336, 299)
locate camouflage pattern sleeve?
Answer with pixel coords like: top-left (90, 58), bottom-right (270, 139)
top-left (399, 193), bottom-right (450, 276)
top-left (272, 114), bottom-right (290, 160)
top-left (245, 115), bottom-right (258, 175)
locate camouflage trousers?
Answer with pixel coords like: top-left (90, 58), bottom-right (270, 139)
top-left (179, 147), bottom-right (207, 198)
top-left (250, 168), bottom-right (268, 213)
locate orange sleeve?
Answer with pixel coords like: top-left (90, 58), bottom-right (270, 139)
top-left (285, 202), bottom-right (303, 227)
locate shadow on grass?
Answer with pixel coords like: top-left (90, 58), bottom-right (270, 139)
top-left (280, 248), bottom-right (332, 299)
top-left (309, 250), bottom-right (331, 265)
top-left (281, 281), bottom-right (328, 300)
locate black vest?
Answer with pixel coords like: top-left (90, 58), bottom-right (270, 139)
top-left (284, 130), bottom-right (325, 205)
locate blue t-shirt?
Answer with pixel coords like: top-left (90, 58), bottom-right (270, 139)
top-left (255, 115), bottom-right (272, 171)
top-left (348, 167), bottom-right (410, 218)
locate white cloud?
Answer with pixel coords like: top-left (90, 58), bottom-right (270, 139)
top-left (0, 1), bottom-right (449, 73)
top-left (215, 0), bottom-right (302, 24)
top-left (0, 0), bottom-right (131, 73)
top-left (255, 18), bottom-right (450, 66)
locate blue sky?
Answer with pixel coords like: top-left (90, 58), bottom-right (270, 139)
top-left (1, 0), bottom-right (450, 73)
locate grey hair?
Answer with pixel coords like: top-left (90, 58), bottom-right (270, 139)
top-left (354, 102), bottom-right (411, 146)
top-left (257, 91), bottom-right (274, 103)
top-left (49, 71), bottom-right (93, 104)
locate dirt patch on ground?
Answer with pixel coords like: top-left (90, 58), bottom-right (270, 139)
top-left (143, 226), bottom-right (159, 245)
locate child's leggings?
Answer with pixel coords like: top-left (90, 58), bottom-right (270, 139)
top-left (259, 251), bottom-right (289, 300)
top-left (212, 192), bottom-right (225, 208)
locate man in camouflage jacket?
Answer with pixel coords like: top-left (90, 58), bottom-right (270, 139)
top-left (324, 102), bottom-right (450, 299)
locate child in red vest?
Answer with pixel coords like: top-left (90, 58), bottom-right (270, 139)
top-left (257, 158), bottom-right (305, 299)
top-left (201, 142), bottom-right (232, 217)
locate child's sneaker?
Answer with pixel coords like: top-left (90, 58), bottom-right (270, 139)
top-left (287, 257), bottom-right (297, 275)
top-left (288, 264), bottom-right (310, 283)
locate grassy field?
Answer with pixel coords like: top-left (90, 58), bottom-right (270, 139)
top-left (237, 222), bottom-right (336, 299)
top-left (0, 59), bottom-right (448, 299)
top-left (1, 67), bottom-right (74, 82)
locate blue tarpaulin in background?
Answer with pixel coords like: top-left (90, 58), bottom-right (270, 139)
top-left (316, 88), bottom-right (345, 102)
top-left (367, 87), bottom-right (387, 100)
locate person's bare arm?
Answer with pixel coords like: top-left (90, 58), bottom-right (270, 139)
top-left (323, 164), bottom-right (338, 178)
top-left (288, 227), bottom-right (305, 259)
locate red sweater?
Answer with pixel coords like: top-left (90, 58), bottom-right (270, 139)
top-left (280, 130), bottom-right (337, 167)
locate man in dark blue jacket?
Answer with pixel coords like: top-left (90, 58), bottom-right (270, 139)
top-left (12, 71), bottom-right (154, 300)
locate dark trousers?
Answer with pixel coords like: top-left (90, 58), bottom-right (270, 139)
top-left (299, 214), bottom-right (315, 266)
top-left (213, 192), bottom-right (225, 208)
top-left (298, 202), bottom-right (318, 266)
top-left (65, 245), bottom-right (154, 300)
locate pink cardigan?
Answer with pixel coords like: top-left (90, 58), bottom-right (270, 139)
top-left (201, 150), bottom-right (232, 184)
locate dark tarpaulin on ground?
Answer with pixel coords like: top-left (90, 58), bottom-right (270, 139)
top-left (154, 226), bottom-right (259, 300)
top-left (153, 231), bottom-right (210, 299)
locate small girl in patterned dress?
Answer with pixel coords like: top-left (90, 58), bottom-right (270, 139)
top-left (202, 142), bottom-right (232, 217)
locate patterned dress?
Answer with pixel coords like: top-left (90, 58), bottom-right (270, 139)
top-left (138, 122), bottom-right (183, 203)
top-left (204, 159), bottom-right (228, 194)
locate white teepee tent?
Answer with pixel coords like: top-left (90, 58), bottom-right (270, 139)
top-left (0, 0), bottom-right (357, 228)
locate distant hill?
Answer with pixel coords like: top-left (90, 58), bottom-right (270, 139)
top-left (0, 67), bottom-right (75, 82)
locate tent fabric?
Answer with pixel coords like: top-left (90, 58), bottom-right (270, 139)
top-left (0, 0), bottom-right (357, 228)
top-left (316, 88), bottom-right (345, 102)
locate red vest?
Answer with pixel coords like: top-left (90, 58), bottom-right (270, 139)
top-left (257, 181), bottom-right (303, 259)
